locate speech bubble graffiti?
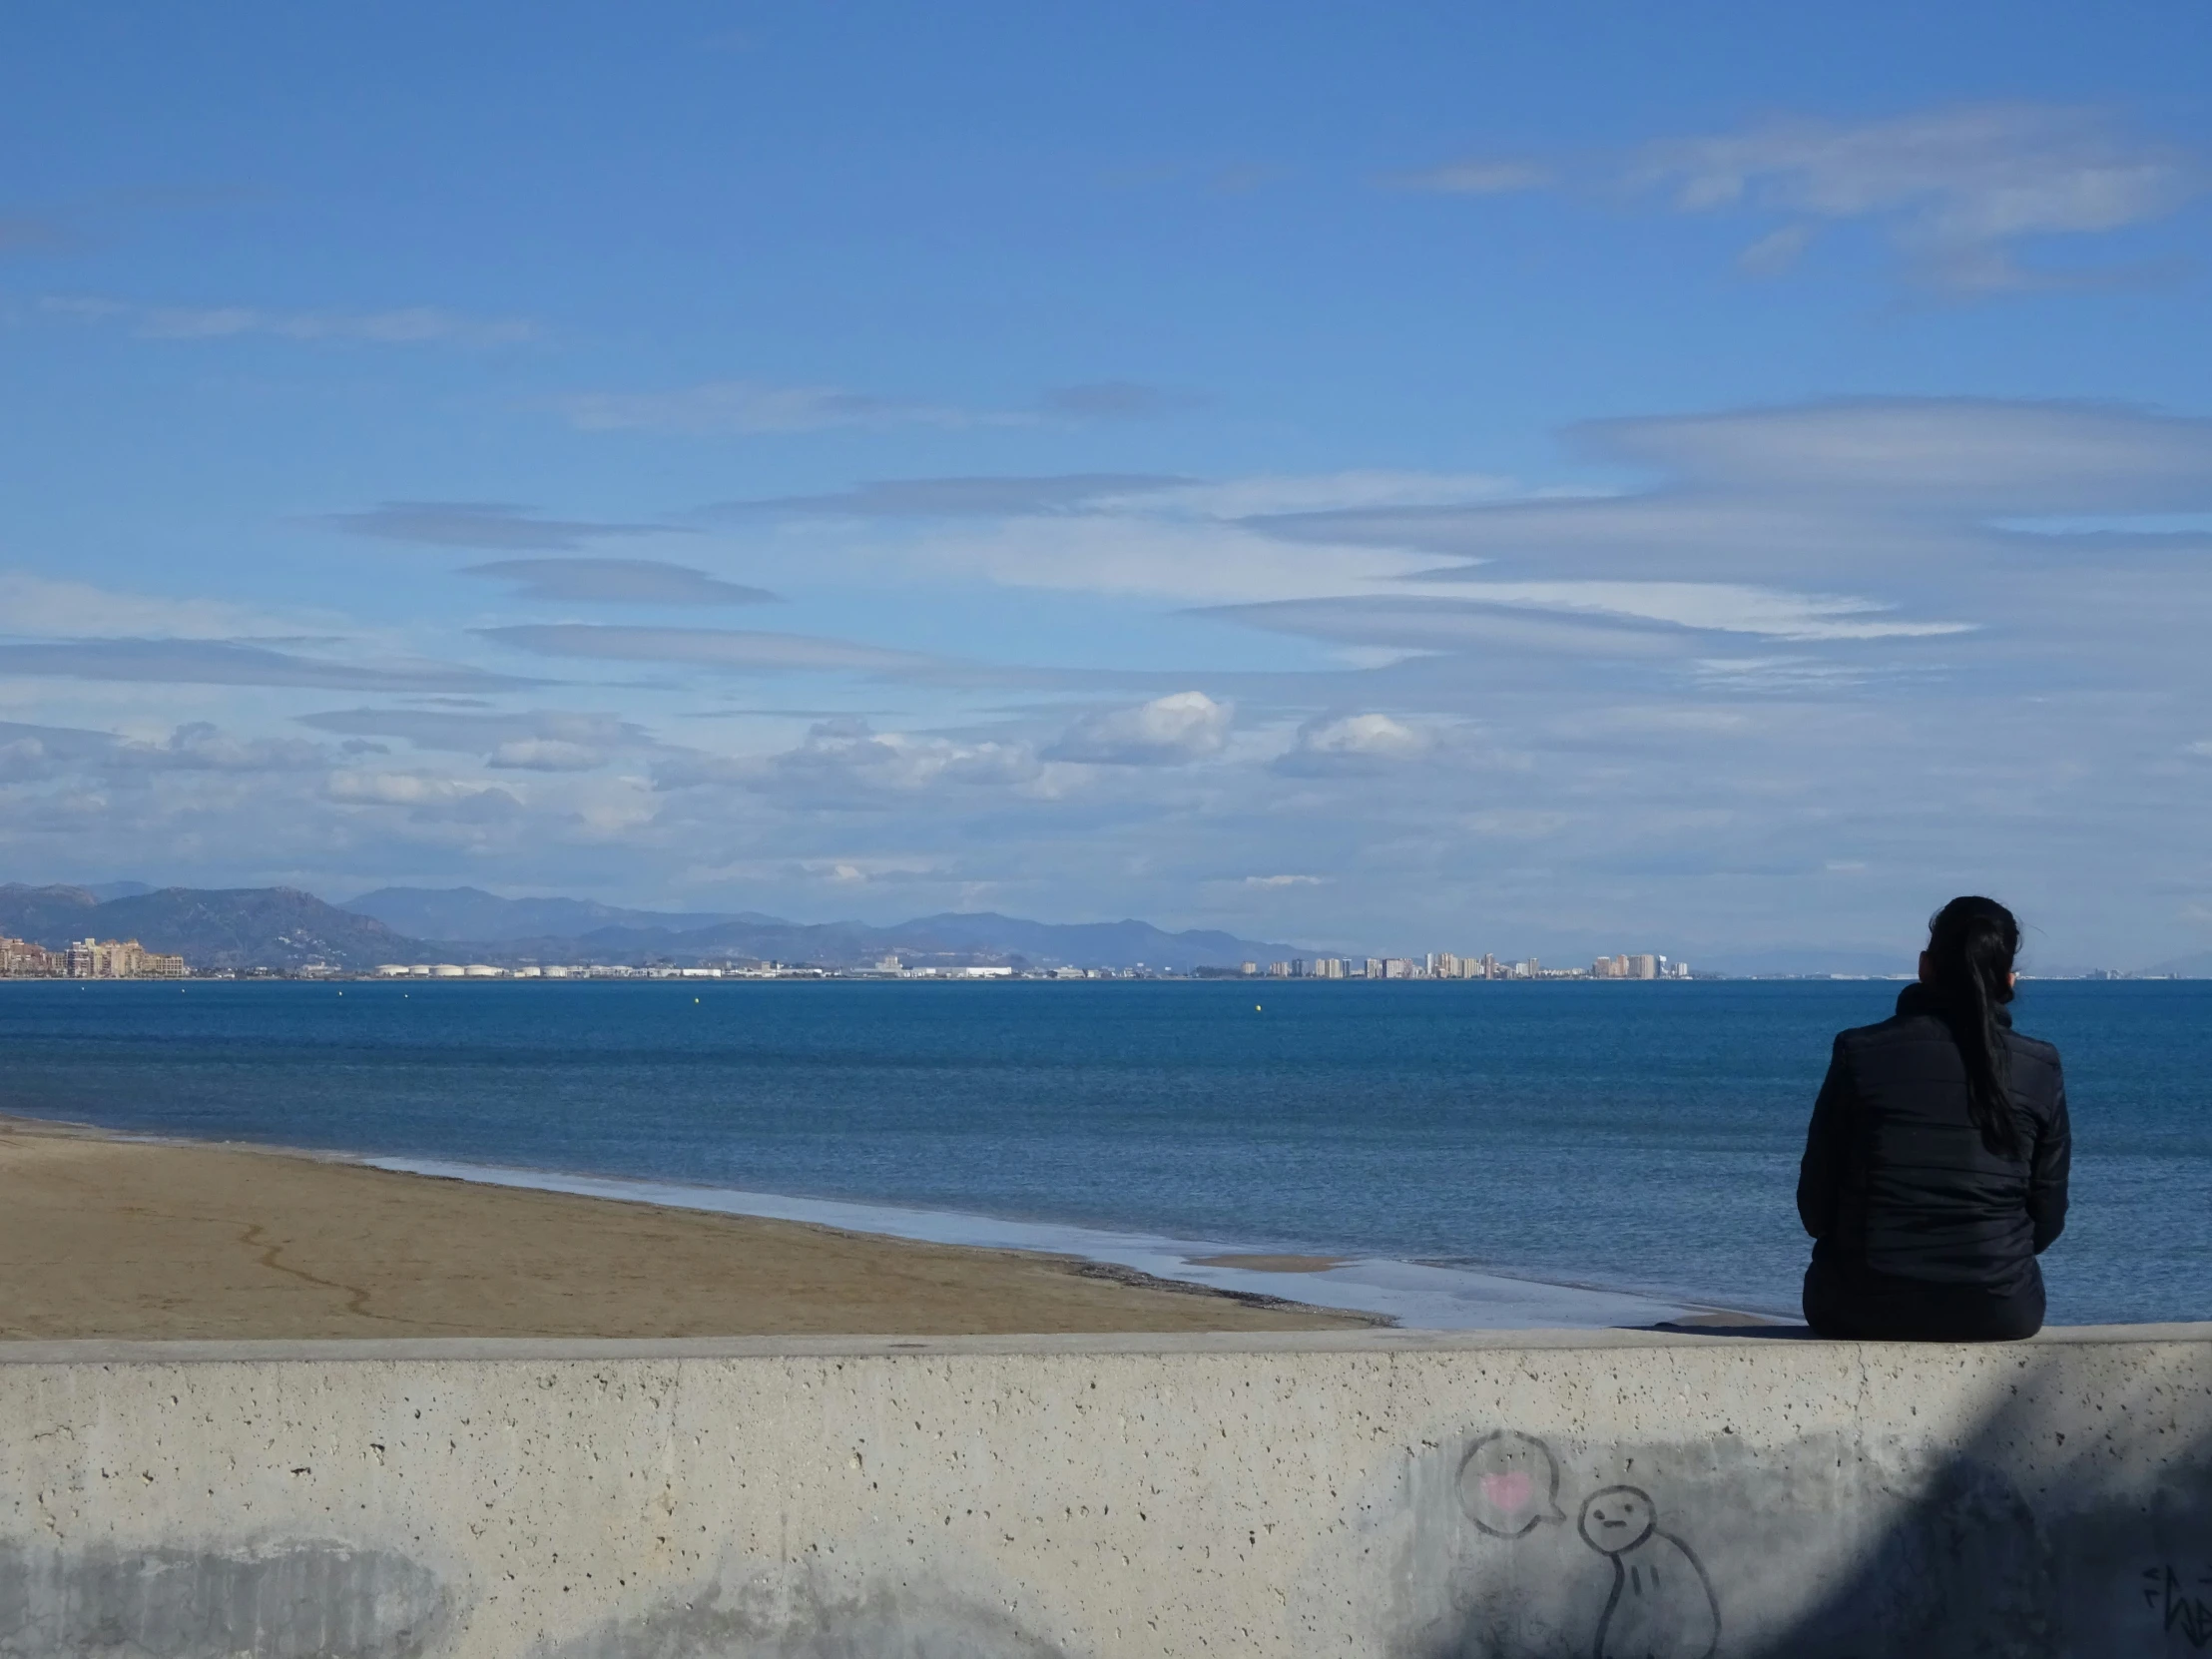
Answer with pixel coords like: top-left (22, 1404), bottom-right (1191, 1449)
top-left (1457, 1430), bottom-right (1568, 1539)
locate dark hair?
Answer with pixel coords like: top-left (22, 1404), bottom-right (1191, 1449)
top-left (1926, 896), bottom-right (2022, 1159)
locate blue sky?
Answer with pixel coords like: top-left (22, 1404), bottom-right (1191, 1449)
top-left (3, 1), bottom-right (2209, 967)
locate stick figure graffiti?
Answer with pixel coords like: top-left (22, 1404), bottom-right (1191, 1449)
top-left (1576, 1486), bottom-right (1721, 1659)
top-left (1437, 1430), bottom-right (1723, 1659)
top-left (1457, 1430), bottom-right (1568, 1538)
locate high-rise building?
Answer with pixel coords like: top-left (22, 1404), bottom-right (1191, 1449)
top-left (1268, 961), bottom-right (1293, 977)
top-left (0, 935), bottom-right (63, 977)
top-left (1364, 958), bottom-right (1384, 979)
top-left (1629, 953), bottom-right (1659, 980)
top-left (1311, 957), bottom-right (1347, 979)
top-left (58, 937), bottom-right (186, 978)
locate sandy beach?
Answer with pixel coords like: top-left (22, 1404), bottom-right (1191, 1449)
top-left (0, 1114), bottom-right (1373, 1340)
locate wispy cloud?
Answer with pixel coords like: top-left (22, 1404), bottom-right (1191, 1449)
top-left (558, 379), bottom-right (1203, 436)
top-left (1036, 381), bottom-right (1203, 420)
top-left (297, 708), bottom-right (647, 771)
top-left (1250, 399), bottom-right (2212, 579)
top-left (0, 571), bottom-right (302, 640)
top-left (477, 624), bottom-right (953, 680)
top-left (462, 559), bottom-right (779, 606)
top-left (42, 295), bottom-right (538, 344)
top-left (708, 470), bottom-right (1509, 524)
top-left (555, 379), bottom-right (1017, 436)
top-left (1633, 103), bottom-right (2201, 289)
top-left (705, 474), bottom-right (1194, 519)
top-left (0, 638), bottom-right (535, 691)
top-left (1383, 158), bottom-right (1554, 195)
top-left (317, 502), bottom-right (685, 551)
top-left (1388, 103), bottom-right (2201, 291)
top-left (0, 718), bottom-right (326, 777)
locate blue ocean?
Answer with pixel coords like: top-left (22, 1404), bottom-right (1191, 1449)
top-left (1, 977), bottom-right (2204, 1327)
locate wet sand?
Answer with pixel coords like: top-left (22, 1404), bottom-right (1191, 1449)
top-left (0, 1115), bottom-right (1374, 1340)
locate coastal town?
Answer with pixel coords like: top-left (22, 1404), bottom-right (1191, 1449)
top-left (0, 931), bottom-right (1690, 982)
top-left (0, 934), bottom-right (187, 979)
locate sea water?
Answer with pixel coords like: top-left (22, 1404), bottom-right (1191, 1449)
top-left (0, 977), bottom-right (2204, 1327)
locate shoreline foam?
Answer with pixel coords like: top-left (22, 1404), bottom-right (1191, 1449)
top-left (360, 1154), bottom-right (1759, 1330)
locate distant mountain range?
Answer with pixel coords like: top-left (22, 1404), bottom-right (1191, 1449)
top-left (2145, 949), bottom-right (2212, 978)
top-left (1691, 946), bottom-right (1915, 978)
top-left (0, 882), bottom-right (1308, 973)
top-left (342, 886), bottom-right (1305, 972)
top-left (0, 884), bottom-right (417, 971)
top-left (345, 885), bottom-right (762, 943)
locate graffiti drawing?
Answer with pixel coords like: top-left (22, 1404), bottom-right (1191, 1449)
top-left (1576, 1487), bottom-right (1720, 1659)
top-left (2145, 1563), bottom-right (2212, 1649)
top-left (1457, 1430), bottom-right (1567, 1538)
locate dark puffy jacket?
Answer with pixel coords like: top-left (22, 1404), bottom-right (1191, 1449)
top-left (1798, 983), bottom-right (2070, 1292)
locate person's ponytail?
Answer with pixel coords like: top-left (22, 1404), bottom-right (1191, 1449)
top-left (1925, 896), bottom-right (2022, 1160)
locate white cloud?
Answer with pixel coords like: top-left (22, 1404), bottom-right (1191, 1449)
top-left (1244, 873), bottom-right (1327, 887)
top-left (488, 739), bottom-right (608, 772)
top-left (114, 722), bottom-right (325, 772)
top-left (299, 708), bottom-right (644, 762)
top-left (892, 515), bottom-right (1439, 606)
top-left (1631, 104), bottom-right (2201, 290)
top-left (464, 560), bottom-right (776, 606)
top-left (325, 772), bottom-right (515, 807)
top-left (1432, 581), bottom-right (1973, 641)
top-left (1046, 692), bottom-right (1231, 766)
top-left (1275, 713), bottom-right (1432, 777)
top-left (1251, 401), bottom-right (2212, 585)
top-left (1159, 471), bottom-right (1512, 518)
top-left (665, 719), bottom-right (1044, 808)
top-left (42, 295), bottom-right (536, 345)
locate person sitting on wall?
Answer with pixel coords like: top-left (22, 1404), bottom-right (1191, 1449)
top-left (1797, 896), bottom-right (2071, 1342)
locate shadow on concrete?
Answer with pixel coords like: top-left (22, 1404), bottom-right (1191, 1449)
top-left (1381, 1335), bottom-right (2212, 1659)
top-left (1737, 1341), bottom-right (2212, 1657)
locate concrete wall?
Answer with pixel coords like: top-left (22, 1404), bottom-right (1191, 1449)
top-left (3, 1327), bottom-right (2210, 1658)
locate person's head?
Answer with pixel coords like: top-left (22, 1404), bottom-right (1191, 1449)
top-left (1919, 896), bottom-right (2022, 1158)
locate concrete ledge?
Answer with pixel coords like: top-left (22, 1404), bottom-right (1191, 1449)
top-left (4, 1321), bottom-right (2207, 1364)
top-left (2, 1327), bottom-right (2208, 1656)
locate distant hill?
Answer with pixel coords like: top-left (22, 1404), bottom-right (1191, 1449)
top-left (0, 882), bottom-right (104, 940)
top-left (0, 884), bottom-right (422, 971)
top-left (5, 882), bottom-right (1308, 972)
top-left (344, 885), bottom-right (756, 943)
top-left (521, 909), bottom-right (1310, 972)
top-left (1693, 946), bottom-right (1914, 978)
top-left (2142, 949), bottom-right (2212, 978)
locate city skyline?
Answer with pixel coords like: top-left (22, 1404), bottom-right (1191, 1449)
top-left (3, 3), bottom-right (2209, 968)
